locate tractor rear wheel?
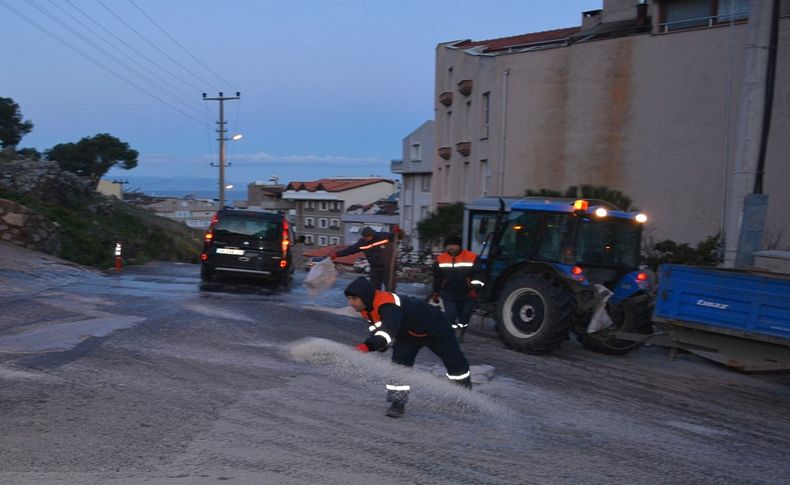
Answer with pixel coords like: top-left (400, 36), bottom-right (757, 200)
top-left (576, 295), bottom-right (653, 355)
top-left (495, 272), bottom-right (574, 354)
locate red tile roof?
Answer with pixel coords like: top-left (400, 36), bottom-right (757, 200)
top-left (285, 178), bottom-right (394, 193)
top-left (453, 27), bottom-right (581, 53)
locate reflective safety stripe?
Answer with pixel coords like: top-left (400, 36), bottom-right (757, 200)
top-left (359, 239), bottom-right (389, 250)
top-left (386, 384), bottom-right (411, 391)
top-left (470, 280), bottom-right (485, 286)
top-left (392, 294), bottom-right (401, 306)
top-left (439, 262), bottom-right (475, 268)
top-left (374, 330), bottom-right (392, 344)
top-left (447, 371), bottom-right (471, 380)
top-left (368, 321), bottom-right (382, 332)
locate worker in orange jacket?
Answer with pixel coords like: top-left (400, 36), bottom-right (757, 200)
top-left (432, 235), bottom-right (479, 338)
top-left (345, 276), bottom-right (471, 418)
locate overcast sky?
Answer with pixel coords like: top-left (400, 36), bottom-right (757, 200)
top-left (2, 0), bottom-right (600, 195)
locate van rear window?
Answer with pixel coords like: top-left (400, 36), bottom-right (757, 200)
top-left (214, 215), bottom-right (280, 240)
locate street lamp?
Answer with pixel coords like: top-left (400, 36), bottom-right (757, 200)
top-left (203, 92), bottom-right (241, 209)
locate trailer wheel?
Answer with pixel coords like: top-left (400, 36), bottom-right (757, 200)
top-left (495, 273), bottom-right (574, 354)
top-left (576, 296), bottom-right (653, 355)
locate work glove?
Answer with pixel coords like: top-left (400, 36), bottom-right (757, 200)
top-left (431, 292), bottom-right (440, 303)
top-left (355, 343), bottom-right (370, 353)
top-left (364, 334), bottom-right (388, 352)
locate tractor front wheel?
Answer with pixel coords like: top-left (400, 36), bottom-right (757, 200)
top-left (495, 273), bottom-right (574, 354)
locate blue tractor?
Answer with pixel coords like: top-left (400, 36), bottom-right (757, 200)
top-left (464, 197), bottom-right (653, 355)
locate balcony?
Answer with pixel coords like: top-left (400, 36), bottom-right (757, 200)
top-left (439, 91), bottom-right (453, 107)
top-left (438, 147), bottom-right (452, 160)
top-left (457, 80), bottom-right (473, 97)
top-left (456, 142), bottom-right (471, 157)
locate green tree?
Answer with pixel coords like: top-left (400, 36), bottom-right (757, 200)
top-left (0, 97), bottom-right (34, 149)
top-left (642, 234), bottom-right (722, 271)
top-left (526, 184), bottom-right (634, 211)
top-left (46, 133), bottom-right (138, 186)
top-left (17, 147), bottom-right (41, 159)
top-left (417, 202), bottom-right (464, 246)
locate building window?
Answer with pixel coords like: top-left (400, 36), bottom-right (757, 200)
top-left (319, 218), bottom-right (328, 229)
top-left (421, 174), bottom-right (431, 192)
top-left (305, 200), bottom-right (315, 210)
top-left (420, 206), bottom-right (429, 220)
top-left (318, 235), bottom-right (328, 246)
top-left (410, 143), bottom-right (422, 161)
top-left (660, 0), bottom-right (748, 32)
top-left (481, 159), bottom-right (490, 196)
top-left (320, 201), bottom-right (328, 211)
top-left (304, 234), bottom-right (314, 245)
top-left (330, 201), bottom-right (341, 211)
top-left (304, 217), bottom-right (314, 228)
top-left (330, 236), bottom-right (340, 245)
top-left (350, 225), bottom-right (360, 233)
top-left (482, 92), bottom-right (490, 139)
top-left (330, 219), bottom-right (341, 228)
top-left (175, 211), bottom-right (191, 218)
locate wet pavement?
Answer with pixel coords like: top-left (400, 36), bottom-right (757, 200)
top-left (1, 241), bottom-right (789, 484)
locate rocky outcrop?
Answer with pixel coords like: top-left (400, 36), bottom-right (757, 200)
top-left (0, 198), bottom-right (60, 254)
top-left (0, 155), bottom-right (94, 255)
top-left (0, 157), bottom-right (94, 206)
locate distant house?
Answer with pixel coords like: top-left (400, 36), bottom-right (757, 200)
top-left (96, 179), bottom-right (124, 199)
top-left (342, 195), bottom-right (400, 245)
top-left (282, 178), bottom-right (396, 246)
top-left (142, 195), bottom-right (218, 229)
top-left (235, 179), bottom-right (295, 215)
top-left (391, 120), bottom-right (434, 251)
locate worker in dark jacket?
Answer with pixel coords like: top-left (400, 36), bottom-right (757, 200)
top-left (332, 227), bottom-right (395, 291)
top-left (345, 276), bottom-right (471, 418)
top-left (432, 235), bottom-right (479, 338)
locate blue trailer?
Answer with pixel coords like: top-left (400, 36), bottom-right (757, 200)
top-left (649, 264), bottom-right (790, 372)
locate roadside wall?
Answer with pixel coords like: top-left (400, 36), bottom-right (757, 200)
top-left (0, 198), bottom-right (60, 255)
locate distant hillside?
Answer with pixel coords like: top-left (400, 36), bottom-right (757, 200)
top-left (0, 151), bottom-right (203, 268)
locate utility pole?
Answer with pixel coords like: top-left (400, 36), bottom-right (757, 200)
top-left (203, 92), bottom-right (240, 209)
top-left (722, 1), bottom-right (778, 268)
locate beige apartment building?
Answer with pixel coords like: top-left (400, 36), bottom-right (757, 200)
top-left (282, 178), bottom-right (396, 246)
top-left (433, 0), bottom-right (790, 248)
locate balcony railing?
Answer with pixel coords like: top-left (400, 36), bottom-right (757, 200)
top-left (456, 142), bottom-right (471, 156)
top-left (438, 147), bottom-right (452, 160)
top-left (439, 91), bottom-right (453, 107)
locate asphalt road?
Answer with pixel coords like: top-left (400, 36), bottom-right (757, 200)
top-left (1, 242), bottom-right (789, 484)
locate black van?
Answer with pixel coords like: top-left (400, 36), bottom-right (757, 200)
top-left (200, 209), bottom-right (295, 285)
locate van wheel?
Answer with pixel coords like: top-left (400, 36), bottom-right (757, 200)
top-left (495, 272), bottom-right (573, 354)
top-left (200, 264), bottom-right (215, 282)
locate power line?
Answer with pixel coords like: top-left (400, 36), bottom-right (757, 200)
top-left (0, 0), bottom-right (204, 124)
top-left (128, 0), bottom-right (237, 92)
top-left (63, 0), bottom-right (208, 98)
top-left (97, 0), bottom-right (224, 92)
top-left (41, 0), bottom-right (205, 117)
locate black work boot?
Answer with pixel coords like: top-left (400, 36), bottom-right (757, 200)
top-left (385, 390), bottom-right (409, 418)
top-left (456, 376), bottom-right (472, 390)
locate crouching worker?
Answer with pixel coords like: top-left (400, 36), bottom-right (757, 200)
top-left (344, 276), bottom-right (471, 418)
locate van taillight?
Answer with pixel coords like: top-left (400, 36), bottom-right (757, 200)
top-left (281, 220), bottom-right (290, 257)
top-left (200, 253), bottom-right (208, 261)
top-left (636, 272), bottom-right (648, 281)
top-left (204, 230), bottom-right (214, 242)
